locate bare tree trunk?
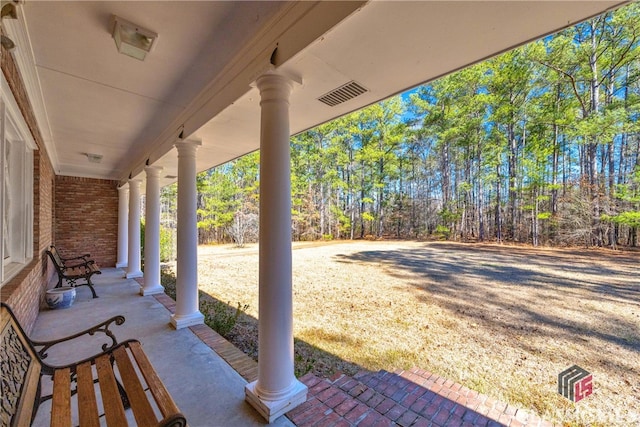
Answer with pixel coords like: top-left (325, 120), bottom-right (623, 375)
top-left (552, 125), bottom-right (559, 216)
top-left (411, 157), bottom-right (418, 237)
top-left (377, 158), bottom-right (385, 238)
top-left (495, 164), bottom-right (503, 243)
top-left (562, 136), bottom-right (568, 197)
top-left (617, 131), bottom-right (628, 186)
top-left (464, 146), bottom-right (472, 240)
top-left (319, 182), bottom-right (326, 237)
top-left (442, 141), bottom-right (450, 209)
top-left (360, 187), bottom-right (366, 239)
top-left (397, 157), bottom-right (404, 238)
top-left (477, 140), bottom-right (485, 242)
top-left (508, 121), bottom-right (517, 241)
top-left (478, 184), bottom-right (485, 241)
top-left (607, 137), bottom-right (616, 248)
top-left (551, 82), bottom-right (561, 218)
top-left (532, 185), bottom-right (539, 246)
top-left (348, 147), bottom-right (355, 240)
top-left (589, 23), bottom-right (602, 247)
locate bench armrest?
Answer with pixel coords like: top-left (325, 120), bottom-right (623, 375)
top-left (31, 314), bottom-right (125, 360)
top-left (38, 339), bottom-right (134, 375)
top-left (160, 413), bottom-right (188, 427)
top-left (60, 253), bottom-right (91, 262)
top-left (63, 259), bottom-right (97, 270)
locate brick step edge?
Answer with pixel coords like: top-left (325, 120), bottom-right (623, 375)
top-left (287, 368), bottom-right (554, 427)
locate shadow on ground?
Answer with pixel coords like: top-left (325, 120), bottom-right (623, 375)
top-left (334, 241), bottom-right (640, 355)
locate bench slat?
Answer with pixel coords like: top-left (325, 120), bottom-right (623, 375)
top-left (96, 354), bottom-right (128, 426)
top-left (129, 341), bottom-right (181, 418)
top-left (51, 368), bottom-right (71, 427)
top-left (77, 361), bottom-right (100, 427)
top-left (114, 346), bottom-right (158, 426)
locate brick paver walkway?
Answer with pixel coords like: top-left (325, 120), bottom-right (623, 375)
top-left (148, 282), bottom-right (554, 426)
top-left (288, 369), bottom-right (554, 427)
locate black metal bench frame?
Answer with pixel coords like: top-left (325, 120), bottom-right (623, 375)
top-left (46, 246), bottom-right (101, 298)
top-left (49, 245), bottom-right (93, 267)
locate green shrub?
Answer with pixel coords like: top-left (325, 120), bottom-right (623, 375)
top-left (140, 221), bottom-right (175, 263)
top-left (140, 220), bottom-right (145, 258)
top-left (160, 267), bottom-right (177, 300)
top-left (202, 300), bottom-right (249, 338)
top-left (159, 269), bottom-right (247, 338)
top-left (435, 225), bottom-right (450, 239)
top-left (294, 352), bottom-right (317, 377)
top-left (159, 226), bottom-right (175, 262)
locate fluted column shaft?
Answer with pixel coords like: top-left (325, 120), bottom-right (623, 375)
top-left (126, 179), bottom-right (143, 278)
top-left (141, 166), bottom-right (164, 295)
top-left (170, 141), bottom-right (204, 329)
top-left (245, 73), bottom-right (307, 422)
top-left (116, 184), bottom-right (129, 268)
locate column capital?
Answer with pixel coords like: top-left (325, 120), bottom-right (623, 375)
top-left (145, 165), bottom-right (163, 177)
top-left (118, 183), bottom-right (129, 191)
top-left (256, 73), bottom-right (295, 104)
top-left (128, 178), bottom-right (142, 187)
top-left (174, 140), bottom-right (202, 157)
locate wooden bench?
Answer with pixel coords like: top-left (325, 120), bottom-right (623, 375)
top-left (0, 303), bottom-right (187, 427)
top-left (46, 246), bottom-right (101, 298)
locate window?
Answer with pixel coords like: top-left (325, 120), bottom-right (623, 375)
top-left (1, 74), bottom-right (36, 285)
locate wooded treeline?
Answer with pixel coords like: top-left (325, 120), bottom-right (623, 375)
top-left (174, 4), bottom-right (640, 248)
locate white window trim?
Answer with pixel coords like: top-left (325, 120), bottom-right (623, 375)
top-left (1, 73), bottom-right (37, 286)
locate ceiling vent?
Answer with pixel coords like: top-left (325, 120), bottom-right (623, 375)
top-left (318, 81), bottom-right (368, 107)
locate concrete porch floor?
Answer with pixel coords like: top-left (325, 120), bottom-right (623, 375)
top-left (29, 268), bottom-right (294, 427)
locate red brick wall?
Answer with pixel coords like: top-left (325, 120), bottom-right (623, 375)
top-left (54, 176), bottom-right (119, 268)
top-left (1, 32), bottom-right (56, 332)
top-left (2, 30), bottom-right (119, 332)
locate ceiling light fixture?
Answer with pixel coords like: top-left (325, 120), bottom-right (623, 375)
top-left (85, 153), bottom-right (103, 163)
top-left (111, 15), bottom-right (157, 61)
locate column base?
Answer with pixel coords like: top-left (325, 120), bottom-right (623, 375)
top-left (125, 270), bottom-right (143, 279)
top-left (169, 311), bottom-right (204, 329)
top-left (245, 379), bottom-right (308, 423)
top-left (116, 262), bottom-right (128, 268)
top-left (140, 284), bottom-right (165, 296)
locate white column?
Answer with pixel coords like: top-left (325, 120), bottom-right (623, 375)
top-left (125, 179), bottom-right (143, 278)
top-left (245, 72), bottom-right (307, 423)
top-left (170, 141), bottom-right (204, 329)
top-left (116, 184), bottom-right (129, 268)
top-left (141, 166), bottom-right (165, 295)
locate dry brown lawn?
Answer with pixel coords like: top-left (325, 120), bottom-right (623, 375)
top-left (193, 240), bottom-right (639, 426)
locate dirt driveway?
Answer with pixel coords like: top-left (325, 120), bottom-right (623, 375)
top-left (195, 240), bottom-right (639, 426)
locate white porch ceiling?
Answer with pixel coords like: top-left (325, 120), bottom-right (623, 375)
top-left (4, 1), bottom-right (628, 191)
